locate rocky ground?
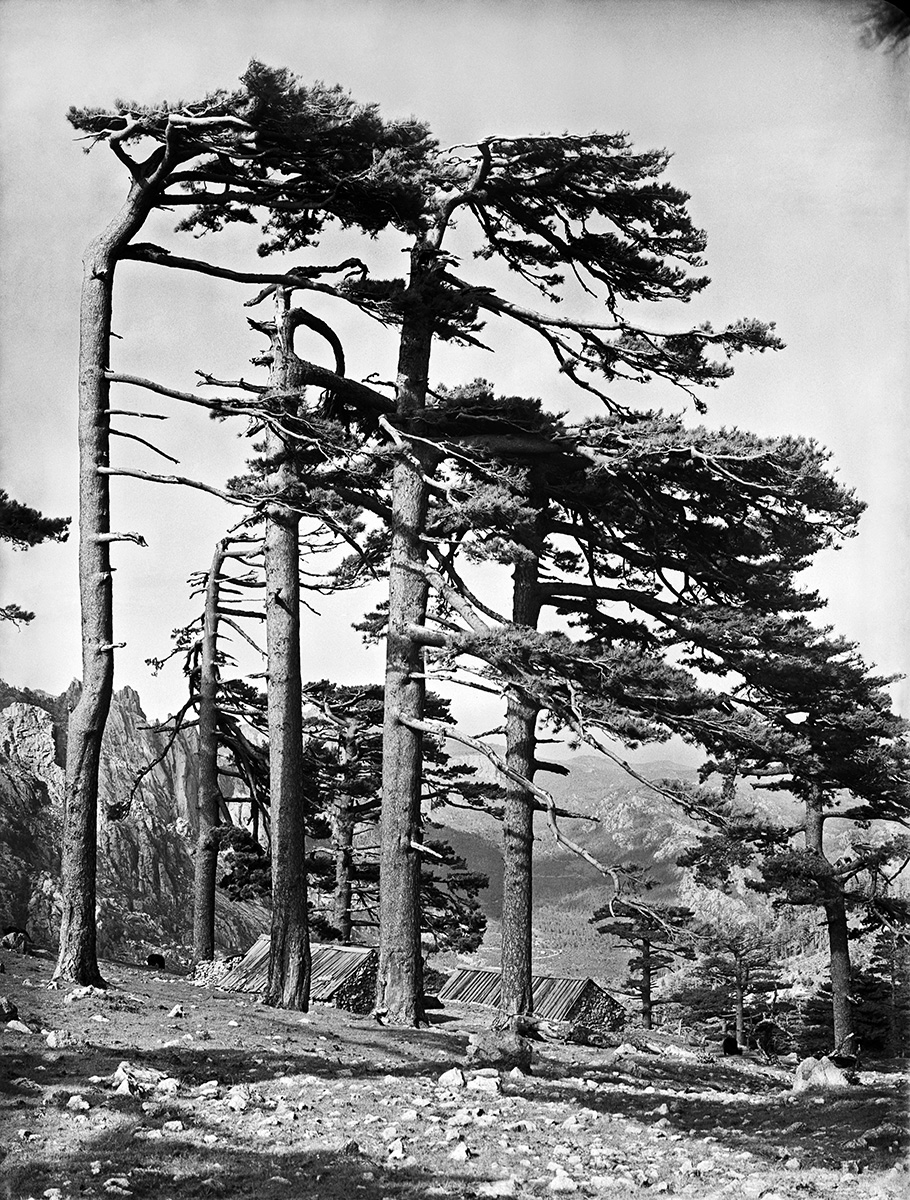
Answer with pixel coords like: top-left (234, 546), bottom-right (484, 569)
top-left (0, 950), bottom-right (907, 1200)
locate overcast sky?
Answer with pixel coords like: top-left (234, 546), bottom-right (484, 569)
top-left (1, 0), bottom-right (907, 750)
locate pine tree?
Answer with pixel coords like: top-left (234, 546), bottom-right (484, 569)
top-left (678, 630), bottom-right (910, 1056)
top-left (59, 62), bottom-right (429, 985)
top-left (398, 383), bottom-right (862, 1022)
top-left (0, 491), bottom-right (70, 625)
top-left (591, 899), bottom-right (692, 1029)
top-left (68, 63), bottom-right (785, 1017)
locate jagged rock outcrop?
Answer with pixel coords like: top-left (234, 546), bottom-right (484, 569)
top-left (0, 688), bottom-right (267, 962)
top-left (0, 704), bottom-right (62, 940)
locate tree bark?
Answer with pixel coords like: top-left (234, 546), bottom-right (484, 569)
top-left (499, 551), bottom-right (542, 1023)
top-left (824, 895), bottom-right (855, 1053)
top-left (55, 180), bottom-right (156, 985)
top-left (640, 939), bottom-right (653, 1030)
top-left (263, 296), bottom-right (310, 1010)
top-left (734, 953), bottom-right (745, 1047)
top-left (332, 720), bottom-right (358, 943)
top-left (377, 252), bottom-right (434, 1025)
top-left (806, 795), bottom-right (855, 1053)
top-left (192, 539), bottom-right (227, 961)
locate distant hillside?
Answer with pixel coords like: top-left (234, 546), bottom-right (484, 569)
top-left (431, 749), bottom-right (706, 979)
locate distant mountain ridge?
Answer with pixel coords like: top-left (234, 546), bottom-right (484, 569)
top-left (432, 747), bottom-right (706, 977)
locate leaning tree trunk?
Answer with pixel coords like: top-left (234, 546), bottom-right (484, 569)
top-left (263, 296), bottom-right (310, 1010)
top-left (55, 180), bottom-right (156, 985)
top-left (806, 795), bottom-right (855, 1053)
top-left (640, 938), bottom-right (653, 1030)
top-left (377, 256), bottom-right (435, 1025)
top-left (192, 539), bottom-right (227, 962)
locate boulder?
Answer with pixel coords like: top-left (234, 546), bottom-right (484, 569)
top-left (792, 1055), bottom-right (851, 1094)
top-left (465, 1030), bottom-right (534, 1071)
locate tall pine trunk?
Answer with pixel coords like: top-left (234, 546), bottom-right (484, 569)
top-left (192, 540), bottom-right (226, 961)
top-left (56, 182), bottom-right (154, 984)
top-left (640, 939), bottom-right (653, 1030)
top-left (332, 720), bottom-right (357, 943)
top-left (806, 795), bottom-right (855, 1053)
top-left (734, 954), bottom-right (746, 1046)
top-left (263, 296), bottom-right (310, 1010)
top-left (499, 553), bottom-right (542, 1023)
top-left (377, 255), bottom-right (434, 1025)
top-left (824, 896), bottom-right (855, 1053)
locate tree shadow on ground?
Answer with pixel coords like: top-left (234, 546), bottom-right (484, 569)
top-left (523, 1052), bottom-right (908, 1174)
top-left (1, 1119), bottom-right (490, 1200)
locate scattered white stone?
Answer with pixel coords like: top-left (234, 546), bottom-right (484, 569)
top-left (45, 1030), bottom-right (75, 1048)
top-left (448, 1140), bottom-right (471, 1162)
top-left (548, 1170), bottom-right (579, 1194)
top-left (226, 1085), bottom-right (250, 1112)
top-left (197, 1079), bottom-right (220, 1097)
top-left (66, 1094), bottom-right (90, 1112)
top-left (439, 1067), bottom-right (467, 1089)
top-left (65, 985), bottom-right (103, 1005)
top-left (91, 1013), bottom-right (110, 1023)
top-left (5, 1019), bottom-right (33, 1034)
top-left (478, 1179), bottom-right (518, 1197)
top-left (162, 1120), bottom-right (184, 1133)
top-left (740, 1178), bottom-right (765, 1198)
top-left (43, 1188), bottom-right (64, 1200)
top-left (167, 1005), bottom-right (185, 1019)
top-left (103, 1178), bottom-right (132, 1195)
top-left (468, 1075), bottom-right (502, 1094)
top-left (507, 1067), bottom-right (526, 1081)
top-left (447, 1107), bottom-right (475, 1127)
top-left (387, 1137), bottom-right (406, 1160)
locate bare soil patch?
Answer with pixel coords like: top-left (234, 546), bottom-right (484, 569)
top-left (1, 951), bottom-right (906, 1199)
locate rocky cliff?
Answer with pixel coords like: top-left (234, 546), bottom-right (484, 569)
top-left (0, 687), bottom-right (267, 963)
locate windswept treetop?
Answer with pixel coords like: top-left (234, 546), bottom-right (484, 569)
top-left (68, 60), bottom-right (436, 242)
top-left (70, 60), bottom-right (783, 413)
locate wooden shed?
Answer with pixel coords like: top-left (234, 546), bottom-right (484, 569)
top-left (438, 967), bottom-right (625, 1030)
top-left (218, 936), bottom-right (378, 1013)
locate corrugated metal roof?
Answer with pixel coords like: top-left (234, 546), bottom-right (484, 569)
top-left (438, 968), bottom-right (607, 1022)
top-left (218, 935), bottom-right (376, 1000)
